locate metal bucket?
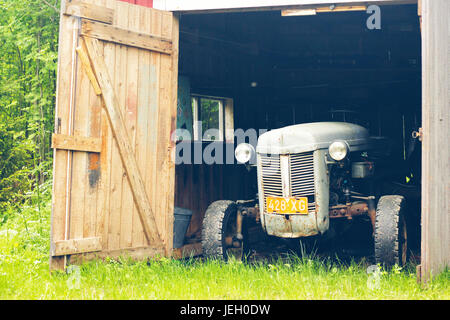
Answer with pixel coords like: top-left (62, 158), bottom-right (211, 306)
top-left (173, 207), bottom-right (193, 248)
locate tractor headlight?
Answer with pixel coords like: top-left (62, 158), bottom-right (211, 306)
top-left (328, 141), bottom-right (349, 161)
top-left (235, 143), bottom-right (256, 164)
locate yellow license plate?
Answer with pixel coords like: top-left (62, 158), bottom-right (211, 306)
top-left (266, 197), bottom-right (309, 215)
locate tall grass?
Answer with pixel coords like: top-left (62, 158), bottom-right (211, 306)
top-left (0, 196), bottom-right (448, 300)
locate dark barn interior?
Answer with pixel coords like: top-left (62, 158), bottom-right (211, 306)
top-left (174, 4), bottom-right (422, 258)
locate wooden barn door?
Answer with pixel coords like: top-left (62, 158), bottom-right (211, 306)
top-left (419, 0), bottom-right (450, 281)
top-left (50, 0), bottom-right (178, 270)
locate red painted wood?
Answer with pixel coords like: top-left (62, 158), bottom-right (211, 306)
top-left (118, 0), bottom-right (153, 8)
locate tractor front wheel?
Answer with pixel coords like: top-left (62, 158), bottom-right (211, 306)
top-left (201, 200), bottom-right (250, 261)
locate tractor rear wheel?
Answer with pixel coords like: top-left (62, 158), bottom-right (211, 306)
top-left (374, 195), bottom-right (408, 267)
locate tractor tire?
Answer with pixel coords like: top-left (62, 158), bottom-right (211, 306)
top-left (374, 195), bottom-right (408, 267)
top-left (201, 200), bottom-right (250, 261)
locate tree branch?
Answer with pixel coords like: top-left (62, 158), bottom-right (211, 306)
top-left (41, 0), bottom-right (59, 13)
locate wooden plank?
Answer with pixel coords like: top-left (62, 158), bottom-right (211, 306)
top-left (68, 0), bottom-right (100, 246)
top-left (50, 11), bottom-right (79, 272)
top-left (143, 9), bottom-right (162, 249)
top-left (70, 30), bottom-right (91, 242)
top-left (106, 0), bottom-right (128, 251)
top-left (224, 98), bottom-right (234, 142)
top-left (166, 14), bottom-right (179, 255)
top-left (83, 99), bottom-right (101, 239)
top-left (81, 19), bottom-right (173, 54)
top-left (83, 1), bottom-right (103, 242)
top-left (83, 36), bottom-right (163, 245)
top-left (282, 8), bottom-right (317, 15)
top-left (316, 5), bottom-right (367, 12)
top-left (120, 3), bottom-right (139, 249)
top-left (52, 237), bottom-right (102, 256)
top-left (132, 6), bottom-right (152, 248)
top-left (69, 245), bottom-right (166, 263)
top-left (97, 0), bottom-right (117, 253)
top-left (52, 134), bottom-right (102, 153)
top-left (91, 0), bottom-right (110, 258)
top-left (63, 0), bottom-right (114, 24)
top-left (420, 0), bottom-right (450, 282)
top-left (76, 44), bottom-right (102, 95)
top-left (154, 10), bottom-right (168, 252)
top-left (172, 242), bottom-right (202, 259)
top-left (155, 0), bottom-right (416, 13)
top-left (98, 107), bottom-right (112, 249)
top-left (155, 11), bottom-right (176, 255)
top-left (282, 5), bottom-right (367, 16)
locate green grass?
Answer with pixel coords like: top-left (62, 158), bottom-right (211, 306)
top-left (0, 199), bottom-right (448, 300)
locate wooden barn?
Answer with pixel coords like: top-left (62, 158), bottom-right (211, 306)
top-left (50, 0), bottom-right (449, 281)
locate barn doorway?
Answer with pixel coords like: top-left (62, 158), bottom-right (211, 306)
top-left (175, 4), bottom-right (422, 261)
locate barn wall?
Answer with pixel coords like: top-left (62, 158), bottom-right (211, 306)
top-left (154, 0), bottom-right (417, 13)
top-left (420, 0), bottom-right (450, 281)
top-left (175, 155), bottom-right (256, 240)
top-left (119, 0), bottom-right (153, 8)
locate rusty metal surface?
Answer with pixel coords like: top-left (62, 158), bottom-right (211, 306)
top-left (329, 202), bottom-right (369, 219)
top-left (236, 209), bottom-right (244, 242)
top-left (241, 206), bottom-right (260, 223)
top-left (313, 149), bottom-right (329, 234)
top-left (263, 212), bottom-right (319, 238)
top-left (367, 198), bottom-right (377, 232)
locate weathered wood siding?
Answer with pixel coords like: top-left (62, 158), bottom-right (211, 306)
top-left (154, 0), bottom-right (417, 13)
top-left (420, 0), bottom-right (450, 281)
top-left (175, 146), bottom-right (256, 240)
top-left (51, 0), bottom-right (179, 270)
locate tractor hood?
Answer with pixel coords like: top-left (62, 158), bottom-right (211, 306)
top-left (256, 122), bottom-right (371, 155)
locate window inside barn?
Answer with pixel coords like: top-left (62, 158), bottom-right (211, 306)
top-left (191, 95), bottom-right (233, 141)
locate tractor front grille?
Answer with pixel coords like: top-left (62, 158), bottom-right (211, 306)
top-left (259, 152), bottom-right (316, 213)
top-left (290, 152), bottom-right (316, 212)
top-left (260, 154), bottom-right (283, 197)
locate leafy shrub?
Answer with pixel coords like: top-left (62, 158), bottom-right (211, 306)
top-left (0, 0), bottom-right (59, 218)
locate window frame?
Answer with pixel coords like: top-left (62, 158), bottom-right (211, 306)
top-left (191, 94), bottom-right (234, 142)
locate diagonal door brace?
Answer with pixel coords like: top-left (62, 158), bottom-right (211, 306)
top-left (82, 35), bottom-right (163, 245)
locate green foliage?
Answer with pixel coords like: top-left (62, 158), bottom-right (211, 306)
top-left (0, 194), bottom-right (448, 299)
top-left (1, 188), bottom-right (447, 299)
top-left (0, 0), bottom-right (59, 216)
top-left (1, 207), bottom-right (449, 300)
top-left (200, 98), bottom-right (220, 140)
